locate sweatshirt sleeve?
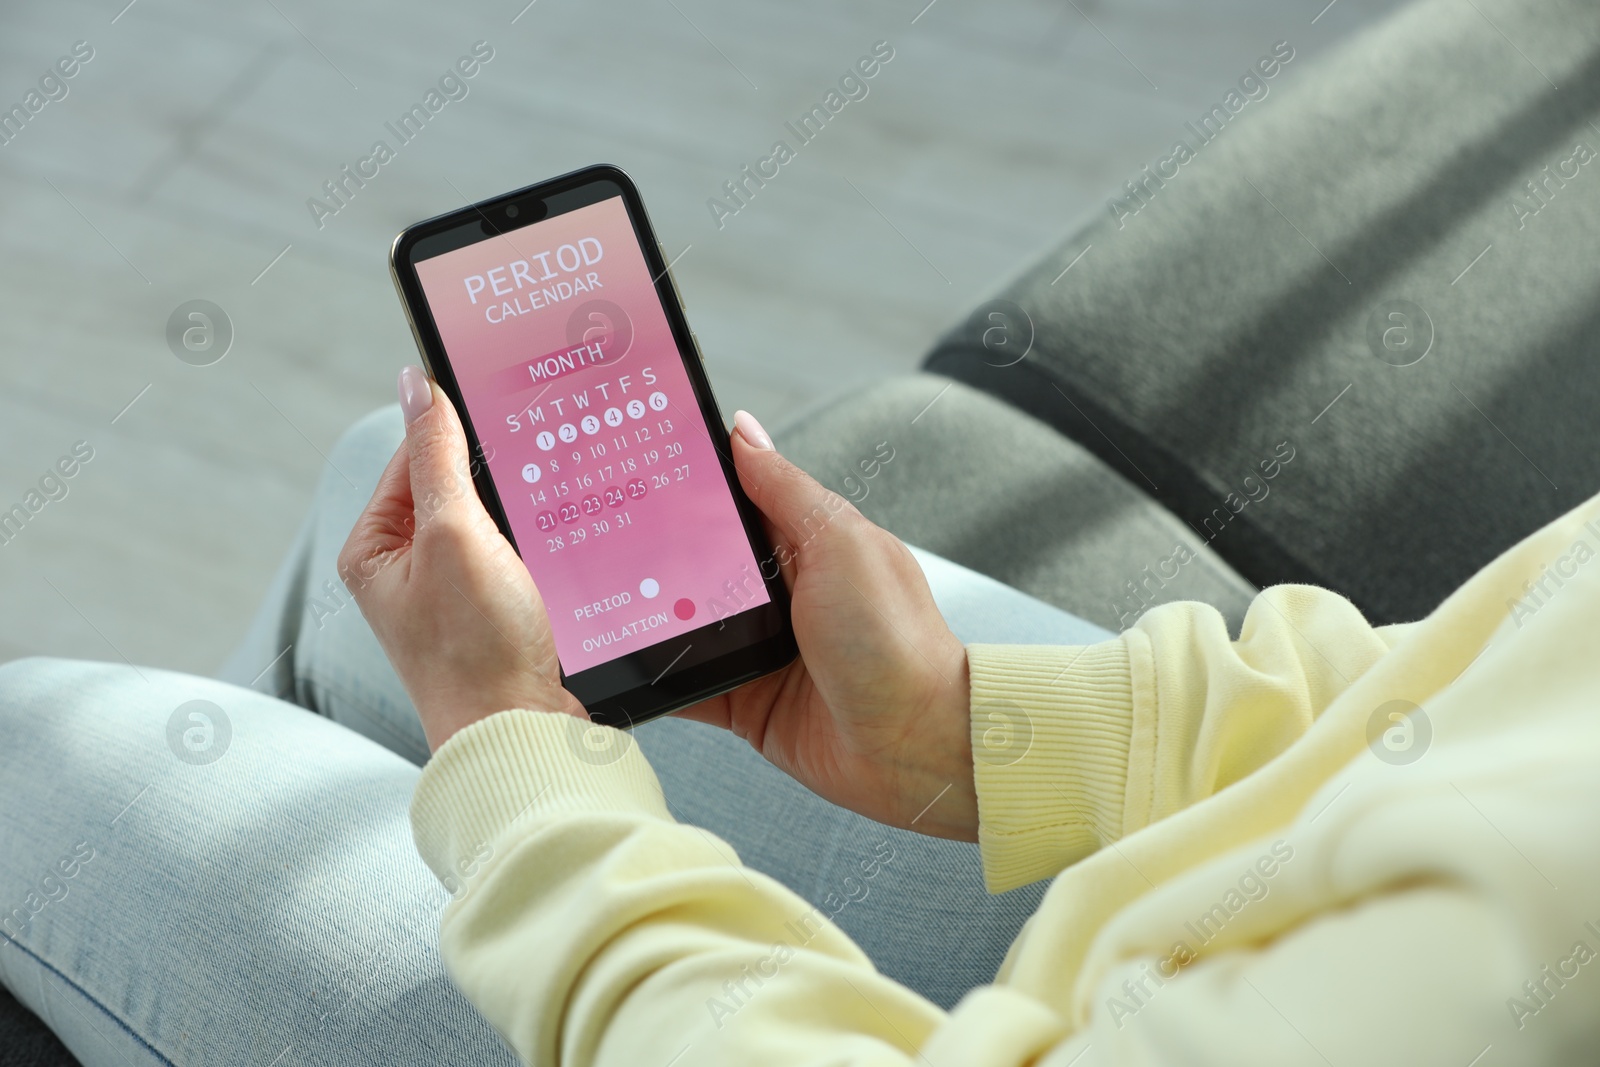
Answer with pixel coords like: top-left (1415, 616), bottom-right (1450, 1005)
top-left (410, 710), bottom-right (1069, 1067)
top-left (968, 585), bottom-right (1396, 892)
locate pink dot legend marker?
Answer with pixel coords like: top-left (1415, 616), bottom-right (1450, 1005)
top-left (673, 598), bottom-right (696, 621)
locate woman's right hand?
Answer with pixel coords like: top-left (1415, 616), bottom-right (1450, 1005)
top-left (674, 413), bottom-right (978, 842)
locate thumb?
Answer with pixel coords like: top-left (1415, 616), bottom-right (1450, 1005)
top-left (397, 365), bottom-right (479, 533)
top-left (730, 410), bottom-right (855, 550)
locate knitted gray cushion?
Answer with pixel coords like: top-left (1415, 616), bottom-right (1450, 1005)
top-left (927, 0), bottom-right (1600, 624)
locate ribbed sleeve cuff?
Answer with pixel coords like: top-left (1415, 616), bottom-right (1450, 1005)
top-left (968, 641), bottom-right (1136, 893)
top-left (410, 710), bottom-right (670, 890)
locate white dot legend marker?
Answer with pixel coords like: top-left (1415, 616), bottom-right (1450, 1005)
top-left (639, 578), bottom-right (660, 598)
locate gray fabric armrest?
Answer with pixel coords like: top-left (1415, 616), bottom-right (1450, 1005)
top-left (774, 374), bottom-right (1257, 633)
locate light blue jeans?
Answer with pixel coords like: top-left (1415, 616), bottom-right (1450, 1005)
top-left (0, 406), bottom-right (1110, 1067)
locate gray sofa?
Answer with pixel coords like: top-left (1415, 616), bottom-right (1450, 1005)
top-left (788, 0), bottom-right (1600, 634)
top-left (9, 0), bottom-right (1600, 1059)
top-left (925, 0), bottom-right (1600, 626)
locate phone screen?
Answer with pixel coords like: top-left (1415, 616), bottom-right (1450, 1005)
top-left (411, 195), bottom-right (770, 676)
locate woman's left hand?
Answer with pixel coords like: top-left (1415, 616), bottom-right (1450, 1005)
top-left (339, 366), bottom-right (586, 752)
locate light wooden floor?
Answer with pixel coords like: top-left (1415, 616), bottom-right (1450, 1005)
top-left (0, 0), bottom-right (1405, 675)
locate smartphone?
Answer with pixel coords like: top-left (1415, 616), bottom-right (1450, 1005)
top-left (389, 164), bottom-right (796, 729)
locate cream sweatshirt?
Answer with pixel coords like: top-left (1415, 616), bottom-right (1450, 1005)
top-left (410, 494), bottom-right (1600, 1066)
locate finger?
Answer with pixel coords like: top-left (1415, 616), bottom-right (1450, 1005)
top-left (397, 365), bottom-right (481, 535)
top-left (337, 442), bottom-right (414, 586)
top-left (671, 694), bottom-right (731, 730)
top-left (752, 511), bottom-right (798, 596)
top-left (730, 410), bottom-right (855, 554)
top-left (671, 662), bottom-right (790, 733)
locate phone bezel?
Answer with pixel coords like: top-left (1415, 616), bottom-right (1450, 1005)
top-left (389, 163), bottom-right (796, 730)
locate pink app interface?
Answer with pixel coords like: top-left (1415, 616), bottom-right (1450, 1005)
top-left (414, 195), bottom-right (768, 675)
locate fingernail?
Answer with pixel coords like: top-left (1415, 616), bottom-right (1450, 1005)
top-left (398, 365), bottom-right (433, 425)
top-left (734, 410), bottom-right (773, 450)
